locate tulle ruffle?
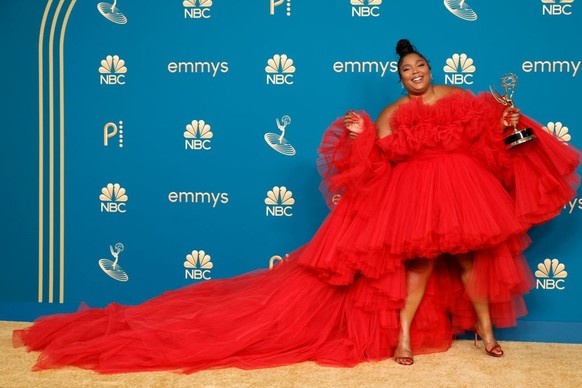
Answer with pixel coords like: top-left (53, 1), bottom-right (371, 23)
top-left (317, 111), bottom-right (390, 211)
top-left (13, 255), bottom-right (452, 374)
top-left (13, 91), bottom-right (579, 374)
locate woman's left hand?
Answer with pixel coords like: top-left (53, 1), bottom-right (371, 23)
top-left (502, 107), bottom-right (520, 127)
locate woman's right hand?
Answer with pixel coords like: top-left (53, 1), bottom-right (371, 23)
top-left (344, 110), bottom-right (364, 137)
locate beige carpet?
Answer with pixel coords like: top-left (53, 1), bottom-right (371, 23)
top-left (2, 321), bottom-right (581, 388)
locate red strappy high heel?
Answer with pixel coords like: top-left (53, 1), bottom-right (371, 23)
top-left (474, 325), bottom-right (504, 357)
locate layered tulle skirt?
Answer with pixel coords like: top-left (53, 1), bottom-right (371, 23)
top-left (13, 106), bottom-right (580, 374)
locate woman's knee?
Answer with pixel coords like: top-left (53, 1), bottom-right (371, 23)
top-left (455, 252), bottom-right (475, 272)
top-left (406, 258), bottom-right (434, 274)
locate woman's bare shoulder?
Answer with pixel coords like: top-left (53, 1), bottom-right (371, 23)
top-left (376, 96), bottom-right (408, 138)
top-left (377, 96), bottom-right (408, 122)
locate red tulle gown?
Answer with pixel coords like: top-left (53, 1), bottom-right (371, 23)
top-left (13, 91), bottom-right (580, 374)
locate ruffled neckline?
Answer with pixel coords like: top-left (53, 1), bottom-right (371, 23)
top-left (404, 89), bottom-right (469, 108)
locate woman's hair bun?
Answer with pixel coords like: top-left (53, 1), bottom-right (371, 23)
top-left (395, 39), bottom-right (417, 58)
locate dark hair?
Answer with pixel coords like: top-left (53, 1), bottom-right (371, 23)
top-left (396, 39), bottom-right (431, 78)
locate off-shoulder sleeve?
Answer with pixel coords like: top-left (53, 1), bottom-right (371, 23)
top-left (470, 93), bottom-right (580, 226)
top-left (317, 111), bottom-right (390, 208)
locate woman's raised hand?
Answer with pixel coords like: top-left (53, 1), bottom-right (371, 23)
top-left (502, 107), bottom-right (520, 128)
top-left (344, 110), bottom-right (364, 137)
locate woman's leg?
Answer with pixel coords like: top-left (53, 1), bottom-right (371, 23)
top-left (395, 258), bottom-right (434, 365)
top-left (455, 253), bottom-right (503, 356)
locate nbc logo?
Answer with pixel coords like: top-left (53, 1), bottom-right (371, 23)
top-left (99, 55), bottom-right (127, 85)
top-left (265, 186), bottom-right (295, 216)
top-left (183, 0), bottom-right (212, 19)
top-left (104, 121), bottom-right (124, 148)
top-left (264, 115), bottom-right (296, 156)
top-left (541, 0), bottom-right (574, 16)
top-left (98, 243), bottom-right (128, 282)
top-left (535, 258), bottom-right (568, 290)
top-left (543, 121), bottom-right (572, 142)
top-left (184, 119), bottom-right (213, 150)
top-left (270, 0), bottom-right (291, 16)
top-left (184, 250), bottom-right (213, 280)
top-left (266, 54), bottom-right (295, 85)
top-left (269, 253), bottom-right (289, 269)
top-left (443, 53), bottom-right (475, 85)
top-left (97, 1), bottom-right (127, 24)
top-left (443, 0), bottom-right (477, 21)
top-left (351, 0), bottom-right (382, 17)
top-left (99, 183), bottom-right (128, 213)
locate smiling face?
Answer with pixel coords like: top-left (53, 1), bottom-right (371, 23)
top-left (398, 53), bottom-right (432, 96)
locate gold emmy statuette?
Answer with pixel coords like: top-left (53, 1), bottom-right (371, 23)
top-left (489, 73), bottom-right (536, 148)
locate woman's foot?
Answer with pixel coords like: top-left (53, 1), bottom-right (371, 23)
top-left (394, 335), bottom-right (414, 365)
top-left (474, 322), bottom-right (504, 357)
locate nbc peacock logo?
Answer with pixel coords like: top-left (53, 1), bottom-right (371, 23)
top-left (535, 258), bottom-right (568, 290)
top-left (184, 249), bottom-right (213, 280)
top-left (184, 119), bottom-right (213, 150)
top-left (265, 186), bottom-right (295, 217)
top-left (99, 55), bottom-right (127, 85)
top-left (443, 53), bottom-right (475, 85)
top-left (264, 115), bottom-right (296, 156)
top-left (98, 243), bottom-right (128, 282)
top-left (97, 1), bottom-right (128, 24)
top-left (183, 0), bottom-right (212, 19)
top-left (350, 0), bottom-right (382, 17)
top-left (266, 54), bottom-right (295, 85)
top-left (443, 0), bottom-right (478, 21)
top-left (543, 121), bottom-right (572, 142)
top-left (541, 0), bottom-right (575, 16)
top-left (99, 183), bottom-right (128, 213)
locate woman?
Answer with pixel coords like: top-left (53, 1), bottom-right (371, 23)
top-left (13, 40), bottom-right (579, 373)
top-left (341, 39), bottom-right (524, 364)
top-left (331, 38), bottom-right (580, 365)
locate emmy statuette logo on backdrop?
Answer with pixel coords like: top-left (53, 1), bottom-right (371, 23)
top-left (184, 250), bottom-right (213, 280)
top-left (535, 258), bottom-right (568, 290)
top-left (99, 243), bottom-right (128, 282)
top-left (97, 0), bottom-right (127, 24)
top-left (443, 0), bottom-right (478, 21)
top-left (264, 115), bottom-right (296, 156)
top-left (443, 53), bottom-right (475, 85)
top-left (265, 186), bottom-right (295, 217)
top-left (104, 121), bottom-right (124, 148)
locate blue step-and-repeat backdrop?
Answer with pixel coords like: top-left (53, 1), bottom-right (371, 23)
top-left (1, 1), bottom-right (581, 343)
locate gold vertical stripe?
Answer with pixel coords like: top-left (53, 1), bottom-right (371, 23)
top-left (38, 0), bottom-right (54, 303)
top-left (48, 0), bottom-right (66, 303)
top-left (59, 0), bottom-right (77, 304)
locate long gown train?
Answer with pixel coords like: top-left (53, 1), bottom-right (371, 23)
top-left (13, 91), bottom-right (580, 373)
